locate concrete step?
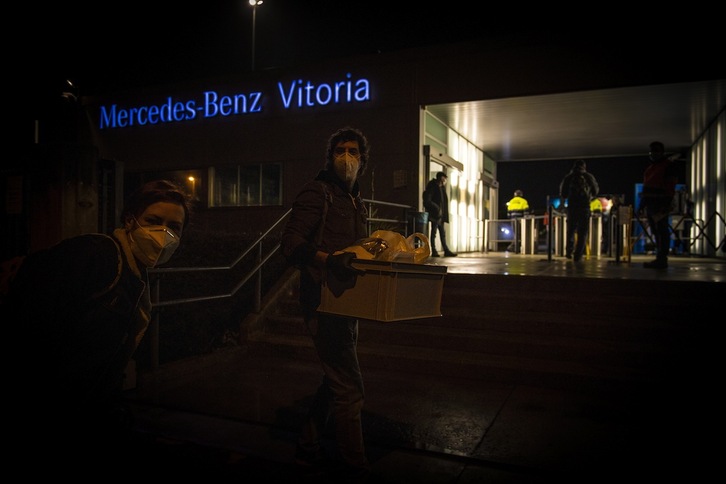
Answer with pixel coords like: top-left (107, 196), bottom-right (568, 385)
top-left (253, 271), bottom-right (714, 392)
top-left (261, 313), bottom-right (687, 368)
top-left (249, 332), bottom-right (677, 394)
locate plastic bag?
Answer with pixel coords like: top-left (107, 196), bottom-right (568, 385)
top-left (343, 230), bottom-right (432, 264)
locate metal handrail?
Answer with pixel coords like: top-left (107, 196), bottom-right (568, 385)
top-left (145, 198), bottom-right (416, 370)
top-left (149, 207), bottom-right (292, 306)
top-left (146, 208), bottom-right (291, 370)
top-left (363, 198), bottom-right (413, 235)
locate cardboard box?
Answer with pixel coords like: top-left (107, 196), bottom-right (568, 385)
top-left (318, 259), bottom-right (447, 322)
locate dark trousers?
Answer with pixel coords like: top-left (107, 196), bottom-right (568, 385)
top-left (430, 219), bottom-right (450, 254)
top-left (566, 207), bottom-right (591, 260)
top-left (646, 208), bottom-right (672, 261)
top-left (299, 312), bottom-right (369, 470)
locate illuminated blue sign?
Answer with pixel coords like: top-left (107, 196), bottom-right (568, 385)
top-left (98, 73), bottom-right (371, 129)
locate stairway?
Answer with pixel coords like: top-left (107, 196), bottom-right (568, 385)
top-left (248, 269), bottom-right (718, 393)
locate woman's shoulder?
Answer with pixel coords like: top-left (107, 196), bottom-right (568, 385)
top-left (57, 233), bottom-right (120, 258)
top-left (9, 233), bottom-right (123, 302)
top-left (45, 234), bottom-right (122, 291)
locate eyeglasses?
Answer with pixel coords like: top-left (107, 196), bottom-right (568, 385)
top-left (334, 147), bottom-right (360, 157)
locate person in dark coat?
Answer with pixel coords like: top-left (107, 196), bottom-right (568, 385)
top-left (559, 160), bottom-right (599, 261)
top-left (423, 171), bottom-right (457, 257)
top-left (281, 127), bottom-right (372, 480)
top-left (6, 179), bottom-right (192, 468)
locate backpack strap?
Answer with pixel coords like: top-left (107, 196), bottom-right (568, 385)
top-left (315, 181), bottom-right (333, 246)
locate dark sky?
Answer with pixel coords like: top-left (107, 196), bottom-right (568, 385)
top-left (28, 1), bottom-right (508, 99)
top-left (25, 5), bottom-right (716, 102)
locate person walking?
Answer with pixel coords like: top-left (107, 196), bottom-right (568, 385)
top-left (506, 189), bottom-right (530, 252)
top-left (639, 141), bottom-right (678, 268)
top-left (5, 179), bottom-right (193, 468)
top-left (559, 160), bottom-right (599, 261)
top-left (423, 171), bottom-right (457, 257)
top-left (280, 127), bottom-right (372, 481)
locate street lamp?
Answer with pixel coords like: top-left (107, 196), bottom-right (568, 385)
top-left (249, 0), bottom-right (264, 71)
top-left (188, 176), bottom-right (196, 198)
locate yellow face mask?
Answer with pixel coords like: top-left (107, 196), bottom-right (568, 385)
top-left (129, 222), bottom-right (180, 267)
top-left (333, 152), bottom-right (360, 183)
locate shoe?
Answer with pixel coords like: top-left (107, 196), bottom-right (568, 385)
top-left (443, 251), bottom-right (457, 257)
top-left (431, 251), bottom-right (440, 257)
top-left (565, 253), bottom-right (572, 259)
top-left (644, 260), bottom-right (668, 269)
top-left (573, 256), bottom-right (582, 262)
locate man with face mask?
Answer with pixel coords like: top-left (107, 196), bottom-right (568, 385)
top-left (6, 179), bottom-right (192, 468)
top-left (281, 127), bottom-right (372, 481)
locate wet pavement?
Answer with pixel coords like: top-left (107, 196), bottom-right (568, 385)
top-left (124, 342), bottom-right (717, 483)
top-left (436, 251), bottom-right (725, 282)
top-left (52, 253), bottom-right (712, 484)
top-left (120, 253), bottom-right (724, 483)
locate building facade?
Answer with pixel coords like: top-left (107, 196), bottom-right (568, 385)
top-left (8, 35), bottom-right (725, 260)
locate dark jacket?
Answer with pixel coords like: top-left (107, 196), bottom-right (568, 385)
top-left (423, 179), bottom-right (449, 223)
top-left (281, 169), bottom-right (368, 315)
top-left (7, 231), bottom-right (148, 410)
top-left (559, 170), bottom-right (599, 209)
top-left (641, 157), bottom-right (678, 213)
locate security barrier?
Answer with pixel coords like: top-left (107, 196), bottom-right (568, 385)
top-left (484, 215), bottom-right (544, 254)
top-left (548, 213), bottom-right (603, 258)
top-left (630, 210), bottom-right (725, 257)
top-left (485, 207), bottom-right (724, 259)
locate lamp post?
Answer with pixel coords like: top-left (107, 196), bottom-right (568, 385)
top-left (249, 0), bottom-right (264, 71)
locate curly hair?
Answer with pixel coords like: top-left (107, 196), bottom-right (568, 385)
top-left (324, 126), bottom-right (370, 176)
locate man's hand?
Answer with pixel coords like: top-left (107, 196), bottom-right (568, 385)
top-left (326, 252), bottom-right (365, 280)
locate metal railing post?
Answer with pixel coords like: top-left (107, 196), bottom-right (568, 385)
top-left (255, 235), bottom-right (262, 313)
top-left (547, 201), bottom-right (553, 261)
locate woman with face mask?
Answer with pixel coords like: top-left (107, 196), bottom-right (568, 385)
top-left (6, 179), bottom-right (192, 467)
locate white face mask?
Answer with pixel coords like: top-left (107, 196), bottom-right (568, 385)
top-left (333, 152), bottom-right (360, 183)
top-left (129, 223), bottom-right (180, 267)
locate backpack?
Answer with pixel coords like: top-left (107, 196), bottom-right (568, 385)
top-left (568, 174), bottom-right (591, 203)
